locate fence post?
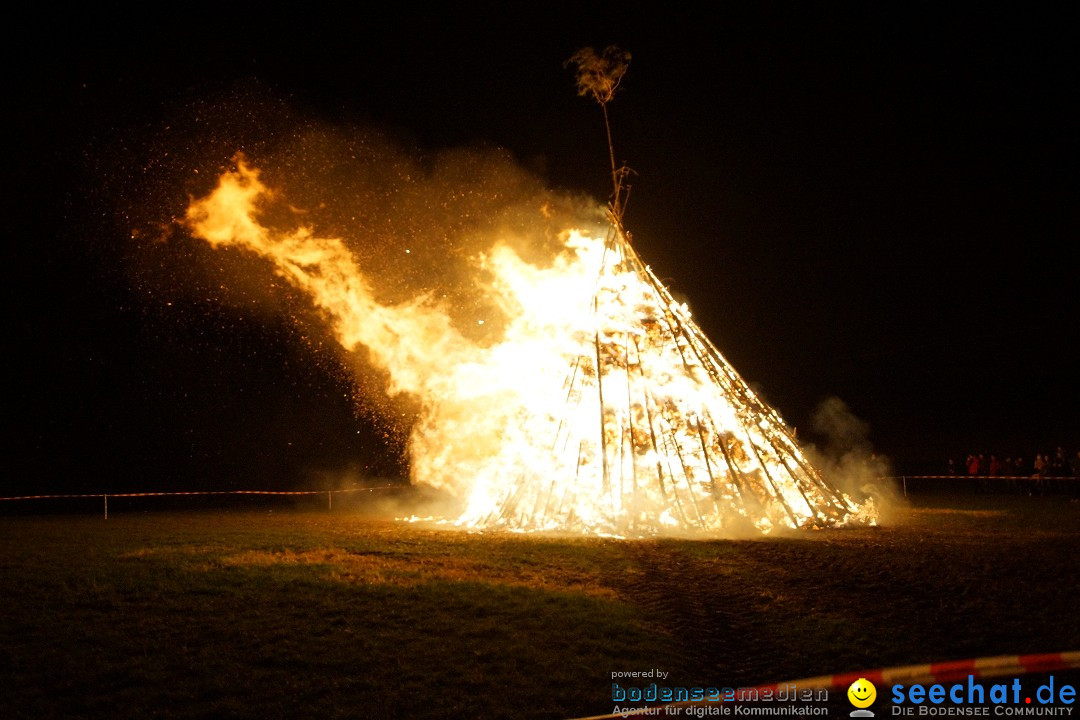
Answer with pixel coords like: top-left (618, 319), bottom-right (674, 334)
top-left (104, 493), bottom-right (108, 520)
top-left (328, 490), bottom-right (332, 511)
top-left (902, 477), bottom-right (907, 497)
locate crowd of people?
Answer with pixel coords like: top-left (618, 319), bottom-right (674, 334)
top-left (944, 447), bottom-right (1080, 493)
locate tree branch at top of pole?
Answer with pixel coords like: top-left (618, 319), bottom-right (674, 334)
top-left (565, 45), bottom-right (632, 220)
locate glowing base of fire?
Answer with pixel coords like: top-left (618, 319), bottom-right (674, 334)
top-left (401, 496), bottom-right (878, 539)
top-left (400, 487), bottom-right (878, 539)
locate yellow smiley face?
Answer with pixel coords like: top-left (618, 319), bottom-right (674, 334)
top-left (848, 678), bottom-right (877, 708)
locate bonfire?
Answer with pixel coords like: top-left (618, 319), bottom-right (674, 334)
top-left (183, 47), bottom-right (876, 536)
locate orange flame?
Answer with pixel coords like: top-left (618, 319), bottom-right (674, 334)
top-left (185, 158), bottom-right (876, 536)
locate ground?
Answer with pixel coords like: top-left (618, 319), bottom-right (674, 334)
top-left (1, 491), bottom-right (1078, 719)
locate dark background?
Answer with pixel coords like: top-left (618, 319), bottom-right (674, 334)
top-left (7, 2), bottom-right (1076, 495)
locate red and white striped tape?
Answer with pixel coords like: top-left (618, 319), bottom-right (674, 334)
top-left (748, 650), bottom-right (1080, 692)
top-left (0, 486), bottom-right (402, 502)
top-left (571, 651), bottom-right (1080, 720)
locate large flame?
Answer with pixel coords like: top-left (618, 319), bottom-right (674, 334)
top-left (185, 158), bottom-right (875, 536)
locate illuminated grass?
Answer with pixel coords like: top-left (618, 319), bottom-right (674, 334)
top-left (1, 495), bottom-right (1078, 719)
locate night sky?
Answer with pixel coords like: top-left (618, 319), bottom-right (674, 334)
top-left (7, 4), bottom-right (1077, 496)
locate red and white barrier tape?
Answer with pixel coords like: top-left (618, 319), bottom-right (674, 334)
top-left (748, 650), bottom-right (1080, 692)
top-left (571, 650), bottom-right (1080, 720)
top-left (0, 486), bottom-right (402, 501)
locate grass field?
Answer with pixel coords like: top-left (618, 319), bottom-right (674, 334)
top-left (2, 492), bottom-right (1079, 719)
